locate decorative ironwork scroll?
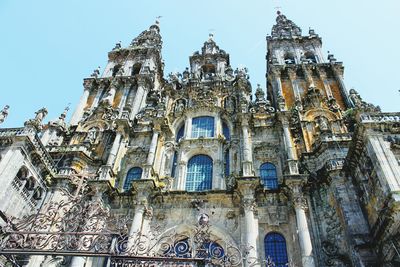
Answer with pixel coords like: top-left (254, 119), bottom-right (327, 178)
top-left (0, 196), bottom-right (263, 266)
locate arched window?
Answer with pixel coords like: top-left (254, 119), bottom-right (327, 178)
top-left (222, 122), bottom-right (230, 141)
top-left (131, 63), bottom-right (142, 75)
top-left (260, 162), bottom-right (278, 189)
top-left (305, 52), bottom-right (317, 63)
top-left (176, 125), bottom-right (185, 142)
top-left (124, 167), bottom-right (142, 190)
top-left (284, 53), bottom-right (295, 64)
top-left (264, 233), bottom-right (288, 267)
top-left (171, 151), bottom-right (178, 178)
top-left (112, 64), bottom-right (121, 77)
top-left (191, 116), bottom-right (214, 138)
top-left (224, 149), bottom-right (230, 177)
top-left (186, 155), bottom-right (213, 191)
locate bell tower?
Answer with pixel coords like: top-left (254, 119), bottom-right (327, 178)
top-left (266, 11), bottom-right (354, 155)
top-left (52, 21), bottom-right (164, 181)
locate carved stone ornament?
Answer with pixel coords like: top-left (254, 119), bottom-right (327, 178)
top-left (349, 88), bottom-right (380, 112)
top-left (0, 105), bottom-right (9, 124)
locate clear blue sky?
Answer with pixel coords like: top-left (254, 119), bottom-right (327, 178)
top-left (1, 0), bottom-right (399, 128)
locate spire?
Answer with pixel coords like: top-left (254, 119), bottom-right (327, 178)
top-left (129, 20), bottom-right (162, 50)
top-left (271, 11), bottom-right (302, 38)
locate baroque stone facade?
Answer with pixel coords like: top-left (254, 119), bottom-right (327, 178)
top-left (0, 12), bottom-right (399, 267)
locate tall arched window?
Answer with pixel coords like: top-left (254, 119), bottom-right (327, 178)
top-left (124, 167), bottom-right (142, 190)
top-left (260, 162), bottom-right (278, 189)
top-left (222, 122), bottom-right (230, 141)
top-left (171, 151), bottom-right (178, 178)
top-left (186, 155), bottom-right (213, 191)
top-left (224, 149), bottom-right (230, 177)
top-left (264, 233), bottom-right (288, 267)
top-left (176, 125), bottom-right (185, 141)
top-left (191, 116), bottom-right (214, 138)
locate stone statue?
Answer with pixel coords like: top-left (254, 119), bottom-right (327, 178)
top-left (90, 66), bottom-right (101, 78)
top-left (174, 99), bottom-right (186, 113)
top-left (349, 89), bottom-right (362, 107)
top-left (34, 108), bottom-right (48, 124)
top-left (0, 105), bottom-right (9, 125)
top-left (318, 116), bottom-right (329, 131)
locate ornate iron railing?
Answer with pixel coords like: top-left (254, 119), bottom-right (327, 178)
top-left (0, 189), bottom-right (264, 266)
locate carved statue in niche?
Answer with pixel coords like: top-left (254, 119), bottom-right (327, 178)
top-left (317, 116), bottom-right (330, 132)
top-left (224, 96), bottom-right (236, 113)
top-left (182, 67), bottom-right (190, 84)
top-left (174, 99), bottom-right (186, 114)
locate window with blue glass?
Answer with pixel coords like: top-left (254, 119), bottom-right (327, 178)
top-left (171, 151), bottom-right (178, 178)
top-left (186, 155), bottom-right (213, 191)
top-left (260, 162), bottom-right (278, 189)
top-left (222, 122), bottom-right (230, 140)
top-left (176, 125), bottom-right (185, 141)
top-left (264, 233), bottom-right (288, 267)
top-left (224, 149), bottom-right (230, 177)
top-left (124, 167), bottom-right (142, 190)
top-left (191, 116), bottom-right (214, 138)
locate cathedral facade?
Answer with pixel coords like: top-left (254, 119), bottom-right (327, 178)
top-left (0, 12), bottom-right (399, 267)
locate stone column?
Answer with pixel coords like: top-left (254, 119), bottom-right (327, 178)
top-left (177, 160), bottom-right (187, 190)
top-left (143, 131), bottom-right (159, 179)
top-left (70, 86), bottom-right (90, 125)
top-left (127, 180), bottom-right (155, 253)
top-left (282, 118), bottom-right (298, 175)
top-left (289, 182), bottom-right (315, 267)
top-left (270, 68), bottom-right (285, 111)
top-left (287, 68), bottom-right (301, 101)
top-left (129, 81), bottom-right (147, 120)
top-left (70, 257), bottom-right (86, 267)
top-left (317, 68), bottom-right (333, 99)
top-left (241, 119), bottom-right (253, 177)
top-left (332, 65), bottom-right (353, 108)
top-left (237, 178), bottom-right (260, 267)
top-left (302, 65), bottom-right (315, 88)
top-left (107, 131), bottom-right (122, 166)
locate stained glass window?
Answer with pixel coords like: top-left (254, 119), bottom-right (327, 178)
top-left (191, 116), bottom-right (214, 138)
top-left (124, 167), bottom-right (142, 190)
top-left (186, 155), bottom-right (213, 191)
top-left (176, 125), bottom-right (185, 141)
top-left (222, 122), bottom-right (230, 140)
top-left (264, 233), bottom-right (288, 267)
top-left (260, 162), bottom-right (278, 189)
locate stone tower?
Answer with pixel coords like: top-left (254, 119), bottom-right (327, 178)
top-left (0, 13), bottom-right (399, 267)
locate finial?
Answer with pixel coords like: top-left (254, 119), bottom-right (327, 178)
top-left (60, 104), bottom-right (70, 120)
top-left (275, 6), bottom-right (282, 15)
top-left (0, 105), bottom-right (10, 125)
top-left (155, 16), bottom-right (162, 25)
top-left (91, 66), bottom-right (101, 78)
top-left (208, 28), bottom-right (215, 40)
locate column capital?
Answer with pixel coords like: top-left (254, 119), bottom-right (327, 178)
top-left (236, 176), bottom-right (260, 196)
top-left (131, 179), bottom-right (156, 203)
top-left (286, 178), bottom-right (308, 209)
